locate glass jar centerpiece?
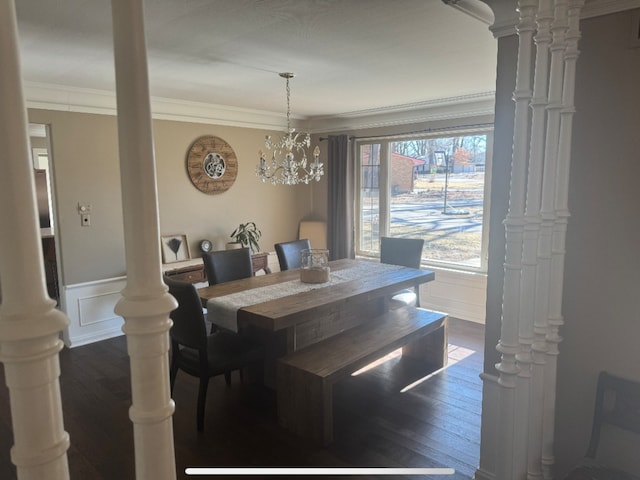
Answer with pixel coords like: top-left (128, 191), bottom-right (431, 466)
top-left (299, 248), bottom-right (330, 283)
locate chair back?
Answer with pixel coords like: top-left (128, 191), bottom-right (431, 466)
top-left (164, 275), bottom-right (207, 350)
top-left (274, 238), bottom-right (311, 271)
top-left (586, 371), bottom-right (640, 459)
top-left (380, 237), bottom-right (424, 269)
top-left (202, 248), bottom-right (253, 285)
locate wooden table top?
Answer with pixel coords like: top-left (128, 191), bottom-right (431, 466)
top-left (198, 258), bottom-right (434, 332)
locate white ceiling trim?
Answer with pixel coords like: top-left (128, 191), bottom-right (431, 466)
top-left (307, 92), bottom-right (496, 133)
top-left (25, 82), bottom-right (495, 133)
top-left (24, 82), bottom-right (288, 131)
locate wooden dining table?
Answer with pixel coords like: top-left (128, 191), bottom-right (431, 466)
top-left (198, 258), bottom-right (435, 386)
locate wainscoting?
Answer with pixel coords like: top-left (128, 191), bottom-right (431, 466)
top-left (421, 267), bottom-right (487, 324)
top-left (61, 276), bottom-right (126, 347)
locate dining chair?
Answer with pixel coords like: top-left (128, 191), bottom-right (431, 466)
top-left (164, 275), bottom-right (264, 431)
top-left (202, 247), bottom-right (253, 285)
top-left (380, 236), bottom-right (425, 307)
top-left (274, 238), bottom-right (311, 271)
top-left (563, 371), bottom-right (640, 480)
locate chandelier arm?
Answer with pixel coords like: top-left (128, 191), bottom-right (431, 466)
top-left (256, 72), bottom-right (322, 186)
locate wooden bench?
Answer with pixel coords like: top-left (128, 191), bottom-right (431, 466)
top-left (277, 307), bottom-right (448, 446)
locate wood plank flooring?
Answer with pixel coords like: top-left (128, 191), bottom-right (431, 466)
top-left (0, 318), bottom-right (484, 480)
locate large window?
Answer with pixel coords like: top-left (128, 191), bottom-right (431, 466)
top-left (356, 129), bottom-right (492, 272)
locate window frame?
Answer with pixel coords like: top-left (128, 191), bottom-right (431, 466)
top-left (354, 127), bottom-right (493, 273)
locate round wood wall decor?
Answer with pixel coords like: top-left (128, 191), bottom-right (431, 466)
top-left (186, 135), bottom-right (238, 194)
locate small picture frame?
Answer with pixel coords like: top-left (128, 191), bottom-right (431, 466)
top-left (161, 234), bottom-right (191, 264)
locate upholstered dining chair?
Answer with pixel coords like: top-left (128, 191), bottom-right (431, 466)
top-left (380, 236), bottom-right (425, 307)
top-left (202, 247), bottom-right (253, 286)
top-left (274, 238), bottom-right (311, 271)
top-left (164, 275), bottom-right (264, 431)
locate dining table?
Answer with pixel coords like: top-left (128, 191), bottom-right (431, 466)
top-left (198, 258), bottom-right (435, 386)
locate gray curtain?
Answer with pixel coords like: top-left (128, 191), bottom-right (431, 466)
top-left (327, 134), bottom-right (354, 260)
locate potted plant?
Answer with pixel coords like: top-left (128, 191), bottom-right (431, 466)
top-left (228, 222), bottom-right (262, 252)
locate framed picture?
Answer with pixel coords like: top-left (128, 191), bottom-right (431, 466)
top-left (161, 234), bottom-right (191, 264)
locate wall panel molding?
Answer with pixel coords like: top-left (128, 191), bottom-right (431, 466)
top-left (421, 268), bottom-right (487, 324)
top-left (61, 277), bottom-right (126, 347)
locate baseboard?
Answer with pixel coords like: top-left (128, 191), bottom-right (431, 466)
top-left (61, 277), bottom-right (126, 348)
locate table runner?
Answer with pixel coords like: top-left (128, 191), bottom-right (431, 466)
top-left (207, 262), bottom-right (403, 332)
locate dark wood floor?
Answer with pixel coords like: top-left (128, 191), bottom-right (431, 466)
top-left (0, 318), bottom-right (484, 480)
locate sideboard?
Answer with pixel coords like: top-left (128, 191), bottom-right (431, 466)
top-left (163, 252), bottom-right (271, 284)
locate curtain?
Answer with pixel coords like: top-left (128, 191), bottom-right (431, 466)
top-left (327, 134), bottom-right (354, 260)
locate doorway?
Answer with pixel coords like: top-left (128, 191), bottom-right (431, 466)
top-left (30, 123), bottom-right (60, 305)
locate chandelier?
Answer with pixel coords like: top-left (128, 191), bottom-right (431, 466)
top-left (256, 73), bottom-right (323, 185)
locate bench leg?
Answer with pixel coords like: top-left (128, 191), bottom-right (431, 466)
top-left (402, 319), bottom-right (448, 369)
top-left (277, 362), bottom-right (333, 446)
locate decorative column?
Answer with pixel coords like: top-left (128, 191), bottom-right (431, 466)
top-left (542, 1), bottom-right (584, 478)
top-left (0, 1), bottom-right (71, 479)
top-left (483, 0), bottom-right (586, 478)
top-left (535, 1), bottom-right (569, 478)
top-left (495, 2), bottom-right (537, 479)
top-left (522, 1), bottom-right (554, 479)
top-left (514, 0), bottom-right (554, 474)
top-left (110, 1), bottom-right (178, 479)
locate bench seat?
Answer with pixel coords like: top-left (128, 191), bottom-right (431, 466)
top-left (277, 306), bottom-right (448, 445)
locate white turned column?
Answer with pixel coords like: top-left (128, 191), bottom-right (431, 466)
top-left (537, 2), bottom-right (569, 478)
top-left (0, 1), bottom-right (71, 479)
top-left (516, 0), bottom-right (553, 480)
top-left (542, 2), bottom-right (584, 479)
top-left (495, 2), bottom-right (537, 479)
top-left (110, 1), bottom-right (178, 479)
top-left (482, 1), bottom-right (585, 478)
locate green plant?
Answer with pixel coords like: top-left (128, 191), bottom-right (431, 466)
top-left (230, 222), bottom-right (262, 252)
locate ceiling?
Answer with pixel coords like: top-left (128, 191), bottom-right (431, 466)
top-left (15, 0), bottom-right (498, 127)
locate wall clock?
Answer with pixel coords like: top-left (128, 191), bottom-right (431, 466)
top-left (199, 239), bottom-right (213, 253)
top-left (186, 135), bottom-right (238, 194)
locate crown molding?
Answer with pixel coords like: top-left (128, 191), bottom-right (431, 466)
top-left (24, 82), bottom-right (288, 131)
top-left (483, 0), bottom-right (640, 38)
top-left (306, 92), bottom-right (496, 133)
top-left (25, 82), bottom-right (495, 134)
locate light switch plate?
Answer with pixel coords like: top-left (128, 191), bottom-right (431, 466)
top-left (77, 202), bottom-right (92, 214)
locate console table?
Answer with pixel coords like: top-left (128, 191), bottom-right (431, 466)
top-left (163, 252), bottom-right (271, 284)
top-left (250, 252), bottom-right (271, 275)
